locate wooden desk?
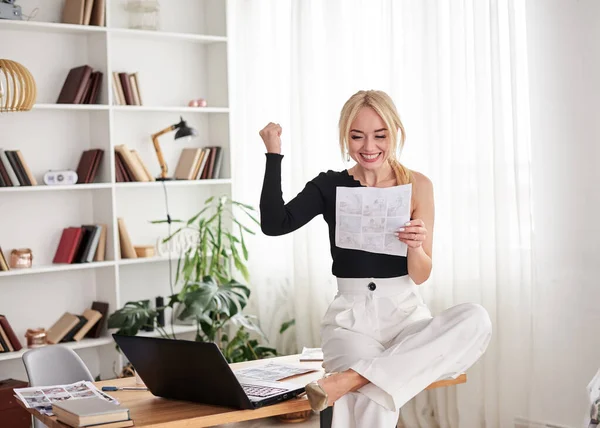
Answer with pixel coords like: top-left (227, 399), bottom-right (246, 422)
top-left (23, 355), bottom-right (466, 428)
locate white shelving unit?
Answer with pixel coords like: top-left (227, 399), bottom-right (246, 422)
top-left (0, 0), bottom-right (232, 381)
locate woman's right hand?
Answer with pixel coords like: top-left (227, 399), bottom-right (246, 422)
top-left (259, 122), bottom-right (282, 154)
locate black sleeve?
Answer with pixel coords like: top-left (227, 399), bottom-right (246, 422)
top-left (260, 153), bottom-right (325, 236)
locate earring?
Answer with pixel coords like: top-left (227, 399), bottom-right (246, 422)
top-left (346, 152), bottom-right (350, 162)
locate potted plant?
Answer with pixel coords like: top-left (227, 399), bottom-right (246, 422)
top-left (108, 195), bottom-right (280, 362)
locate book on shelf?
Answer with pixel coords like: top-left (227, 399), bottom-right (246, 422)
top-left (57, 64), bottom-right (103, 105)
top-left (112, 71), bottom-right (143, 106)
top-left (86, 301), bottom-right (109, 339)
top-left (0, 247), bottom-right (9, 271)
top-left (114, 145), bottom-right (154, 182)
top-left (62, 0), bottom-right (106, 26)
top-left (173, 146), bottom-right (223, 181)
top-left (117, 218), bottom-right (137, 259)
top-left (52, 224), bottom-right (107, 264)
top-left (0, 148), bottom-right (37, 186)
top-left (75, 149), bottom-right (104, 184)
top-left (0, 315), bottom-right (23, 354)
top-left (46, 307), bottom-right (104, 345)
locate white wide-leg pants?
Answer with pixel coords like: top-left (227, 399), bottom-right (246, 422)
top-left (320, 276), bottom-right (492, 428)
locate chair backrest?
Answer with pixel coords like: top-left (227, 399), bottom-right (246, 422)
top-left (22, 345), bottom-right (94, 387)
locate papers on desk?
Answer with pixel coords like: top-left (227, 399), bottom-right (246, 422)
top-left (234, 362), bottom-right (318, 382)
top-left (14, 380), bottom-right (119, 416)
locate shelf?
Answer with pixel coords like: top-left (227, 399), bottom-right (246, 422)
top-left (0, 183), bottom-right (112, 193)
top-left (0, 19), bottom-right (106, 35)
top-left (0, 261), bottom-right (115, 277)
top-left (0, 336), bottom-right (114, 362)
top-left (33, 104), bottom-right (110, 111)
top-left (0, 20), bottom-right (227, 44)
top-left (117, 255), bottom-right (174, 266)
top-left (115, 179), bottom-right (232, 189)
top-left (111, 106), bottom-right (229, 114)
top-left (31, 105), bottom-right (228, 114)
top-left (109, 28), bottom-right (227, 44)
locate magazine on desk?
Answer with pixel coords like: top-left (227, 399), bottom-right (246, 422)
top-left (14, 380), bottom-right (119, 416)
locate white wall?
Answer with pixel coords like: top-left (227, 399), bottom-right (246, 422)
top-left (526, 0), bottom-right (600, 426)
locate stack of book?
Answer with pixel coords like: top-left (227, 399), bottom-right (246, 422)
top-left (0, 148), bottom-right (37, 186)
top-left (46, 301), bottom-right (109, 344)
top-left (57, 65), bottom-right (103, 105)
top-left (0, 315), bottom-right (22, 353)
top-left (173, 146), bottom-right (223, 180)
top-left (112, 71), bottom-right (143, 106)
top-left (52, 225), bottom-right (108, 264)
top-left (75, 149), bottom-right (104, 184)
top-left (114, 145), bottom-right (155, 182)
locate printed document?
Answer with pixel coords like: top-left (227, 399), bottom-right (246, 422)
top-left (336, 184), bottom-right (412, 256)
top-left (14, 380), bottom-right (118, 416)
top-left (234, 362), bottom-right (318, 381)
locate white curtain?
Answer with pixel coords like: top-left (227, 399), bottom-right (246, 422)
top-left (229, 1), bottom-right (534, 427)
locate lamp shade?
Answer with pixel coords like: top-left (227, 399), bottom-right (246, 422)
top-left (174, 117), bottom-right (197, 140)
top-left (0, 59), bottom-right (37, 112)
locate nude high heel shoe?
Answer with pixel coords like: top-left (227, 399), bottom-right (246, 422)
top-left (305, 372), bottom-right (337, 412)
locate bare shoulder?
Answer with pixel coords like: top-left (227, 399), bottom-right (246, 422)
top-left (409, 170), bottom-right (434, 218)
top-left (410, 170), bottom-right (433, 196)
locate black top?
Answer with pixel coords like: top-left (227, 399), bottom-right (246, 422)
top-left (260, 153), bottom-right (408, 278)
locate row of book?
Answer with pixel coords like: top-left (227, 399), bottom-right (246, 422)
top-left (57, 65), bottom-right (103, 105)
top-left (53, 224), bottom-right (108, 265)
top-left (0, 315), bottom-right (21, 353)
top-left (62, 0), bottom-right (105, 27)
top-left (46, 301), bottom-right (109, 344)
top-left (114, 144), bottom-right (155, 182)
top-left (0, 148), bottom-right (36, 187)
top-left (112, 71), bottom-right (143, 106)
top-left (173, 146), bottom-right (223, 180)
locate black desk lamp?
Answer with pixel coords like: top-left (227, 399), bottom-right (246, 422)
top-left (151, 116), bottom-right (197, 180)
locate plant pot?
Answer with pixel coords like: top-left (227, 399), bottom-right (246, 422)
top-left (275, 409), bottom-right (313, 423)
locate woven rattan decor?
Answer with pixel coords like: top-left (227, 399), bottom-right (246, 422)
top-left (0, 59), bottom-right (37, 112)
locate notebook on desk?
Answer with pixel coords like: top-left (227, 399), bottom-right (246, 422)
top-left (52, 396), bottom-right (132, 427)
top-left (113, 334), bottom-right (306, 410)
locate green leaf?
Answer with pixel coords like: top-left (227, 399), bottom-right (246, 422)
top-left (231, 201), bottom-right (256, 211)
top-left (279, 319), bottom-right (296, 334)
top-left (186, 206), bottom-right (210, 226)
top-left (232, 219), bottom-right (255, 235)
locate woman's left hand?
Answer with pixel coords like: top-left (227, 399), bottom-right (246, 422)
top-left (396, 219), bottom-right (427, 249)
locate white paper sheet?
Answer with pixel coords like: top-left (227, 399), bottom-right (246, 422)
top-left (299, 347), bottom-right (323, 362)
top-left (336, 184), bottom-right (412, 256)
top-left (13, 380), bottom-right (118, 416)
top-left (233, 362), bottom-right (318, 381)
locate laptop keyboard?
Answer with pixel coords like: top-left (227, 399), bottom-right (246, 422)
top-left (241, 384), bottom-right (288, 398)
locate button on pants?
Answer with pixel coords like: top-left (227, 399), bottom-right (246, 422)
top-left (320, 276), bottom-right (492, 428)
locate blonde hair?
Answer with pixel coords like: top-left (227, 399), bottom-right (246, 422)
top-left (338, 90), bottom-right (412, 185)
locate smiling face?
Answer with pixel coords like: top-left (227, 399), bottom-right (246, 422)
top-left (347, 106), bottom-right (390, 170)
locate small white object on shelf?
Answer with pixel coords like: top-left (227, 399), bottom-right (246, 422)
top-left (125, 0), bottom-right (160, 31)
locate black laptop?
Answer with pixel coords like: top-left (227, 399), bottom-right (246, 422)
top-left (112, 334), bottom-right (306, 409)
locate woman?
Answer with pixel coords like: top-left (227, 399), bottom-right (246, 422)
top-left (259, 90), bottom-right (492, 427)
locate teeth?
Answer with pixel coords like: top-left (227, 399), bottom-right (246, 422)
top-left (362, 153), bottom-right (380, 160)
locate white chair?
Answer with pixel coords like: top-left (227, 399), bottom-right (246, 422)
top-left (22, 345), bottom-right (94, 428)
